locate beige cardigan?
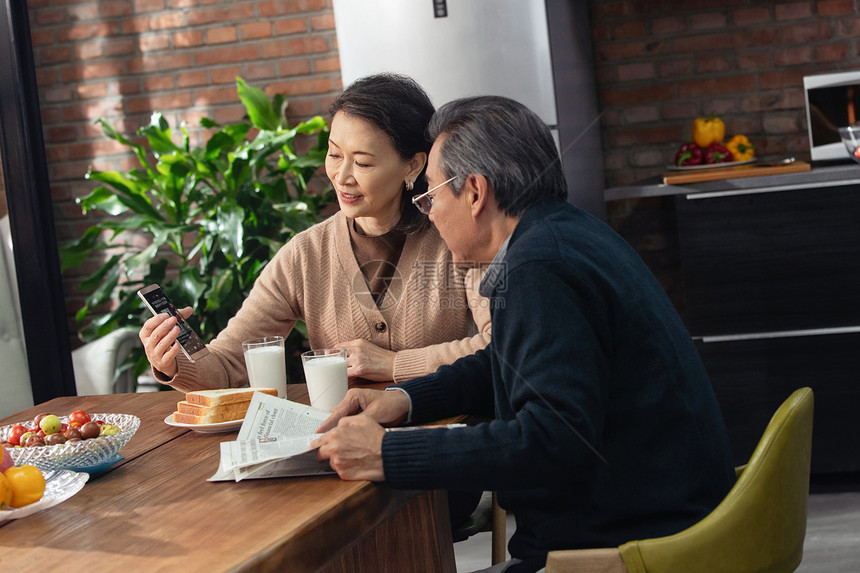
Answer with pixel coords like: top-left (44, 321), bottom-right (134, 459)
top-left (163, 211), bottom-right (491, 392)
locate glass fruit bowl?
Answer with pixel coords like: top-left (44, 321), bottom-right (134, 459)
top-left (0, 413), bottom-right (140, 472)
top-left (838, 126), bottom-right (860, 164)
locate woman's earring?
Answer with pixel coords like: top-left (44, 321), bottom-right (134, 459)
top-left (405, 180), bottom-right (414, 191)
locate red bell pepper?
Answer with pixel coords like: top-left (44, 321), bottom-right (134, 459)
top-left (674, 142), bottom-right (703, 166)
top-left (704, 143), bottom-right (733, 164)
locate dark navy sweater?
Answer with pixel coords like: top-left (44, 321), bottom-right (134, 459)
top-left (382, 200), bottom-right (735, 570)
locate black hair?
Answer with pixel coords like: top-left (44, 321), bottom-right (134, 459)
top-left (329, 73), bottom-right (435, 232)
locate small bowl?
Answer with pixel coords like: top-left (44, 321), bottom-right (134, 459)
top-left (837, 126), bottom-right (860, 164)
top-left (1, 413), bottom-right (140, 472)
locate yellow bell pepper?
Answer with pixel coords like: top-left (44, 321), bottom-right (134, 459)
top-left (692, 113), bottom-right (726, 147)
top-left (725, 134), bottom-right (756, 161)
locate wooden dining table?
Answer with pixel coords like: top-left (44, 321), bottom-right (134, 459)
top-left (0, 387), bottom-right (456, 572)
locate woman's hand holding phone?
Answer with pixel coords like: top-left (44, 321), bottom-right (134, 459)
top-left (139, 306), bottom-right (195, 379)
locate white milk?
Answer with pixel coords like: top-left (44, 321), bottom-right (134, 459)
top-left (244, 345), bottom-right (287, 398)
top-left (303, 355), bottom-right (348, 411)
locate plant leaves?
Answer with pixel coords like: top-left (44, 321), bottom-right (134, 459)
top-left (247, 129), bottom-right (295, 167)
top-left (86, 169), bottom-right (143, 195)
top-left (77, 186), bottom-right (128, 216)
top-left (85, 170), bottom-right (164, 221)
top-left (140, 112), bottom-right (181, 155)
top-left (292, 150), bottom-right (327, 169)
top-left (95, 118), bottom-right (133, 145)
top-left (124, 229), bottom-right (168, 269)
top-left (205, 131), bottom-right (239, 161)
top-left (60, 227), bottom-right (109, 270)
top-left (79, 254), bottom-right (124, 291)
top-left (216, 203), bottom-right (244, 260)
top-left (295, 115), bottom-right (327, 134)
top-left (237, 77), bottom-right (279, 131)
top-left (224, 123), bottom-right (252, 143)
top-left (69, 82), bottom-right (335, 354)
top-left (293, 320), bottom-right (308, 338)
top-left (82, 261), bottom-right (122, 314)
top-left (204, 268), bottom-right (236, 312)
top-left (177, 269), bottom-right (208, 310)
top-left (88, 294), bottom-right (141, 340)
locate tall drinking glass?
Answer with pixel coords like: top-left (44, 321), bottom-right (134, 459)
top-left (242, 336), bottom-right (287, 398)
top-left (301, 348), bottom-right (348, 411)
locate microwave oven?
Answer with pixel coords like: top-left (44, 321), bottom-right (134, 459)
top-left (803, 69), bottom-right (860, 162)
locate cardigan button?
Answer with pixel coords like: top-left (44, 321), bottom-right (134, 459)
top-left (374, 321), bottom-right (387, 333)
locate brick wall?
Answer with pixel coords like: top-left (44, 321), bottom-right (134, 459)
top-left (590, 0), bottom-right (860, 314)
top-left (591, 0), bottom-right (860, 188)
top-left (27, 0), bottom-right (341, 337)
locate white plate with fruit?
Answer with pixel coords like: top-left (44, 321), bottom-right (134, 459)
top-left (0, 467), bottom-right (89, 521)
top-left (0, 410), bottom-right (140, 472)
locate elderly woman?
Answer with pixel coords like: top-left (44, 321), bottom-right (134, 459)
top-left (139, 74), bottom-right (491, 391)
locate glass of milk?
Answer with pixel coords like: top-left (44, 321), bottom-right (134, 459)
top-left (301, 348), bottom-right (348, 411)
top-left (242, 336), bottom-right (287, 398)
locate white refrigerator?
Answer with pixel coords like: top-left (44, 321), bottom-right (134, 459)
top-left (331, 0), bottom-right (605, 219)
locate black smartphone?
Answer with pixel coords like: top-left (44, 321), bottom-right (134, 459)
top-left (137, 284), bottom-right (210, 362)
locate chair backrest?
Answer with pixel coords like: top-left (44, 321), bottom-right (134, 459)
top-left (72, 326), bottom-right (142, 394)
top-left (619, 387), bottom-right (814, 573)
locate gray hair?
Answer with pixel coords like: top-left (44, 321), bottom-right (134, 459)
top-left (428, 96), bottom-right (567, 217)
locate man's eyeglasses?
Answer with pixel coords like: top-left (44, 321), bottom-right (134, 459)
top-left (411, 176), bottom-right (458, 215)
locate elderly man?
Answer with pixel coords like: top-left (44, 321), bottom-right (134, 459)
top-left (313, 96), bottom-right (735, 573)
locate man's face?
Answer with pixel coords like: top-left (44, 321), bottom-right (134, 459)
top-left (426, 137), bottom-right (476, 263)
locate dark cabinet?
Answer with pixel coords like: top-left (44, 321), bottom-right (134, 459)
top-left (675, 180), bottom-right (860, 473)
top-left (694, 333), bottom-right (860, 473)
top-left (676, 184), bottom-right (860, 336)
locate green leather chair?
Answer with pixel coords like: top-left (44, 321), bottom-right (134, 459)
top-left (545, 387), bottom-right (814, 573)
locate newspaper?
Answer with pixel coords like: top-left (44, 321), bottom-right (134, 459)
top-left (208, 390), bottom-right (334, 482)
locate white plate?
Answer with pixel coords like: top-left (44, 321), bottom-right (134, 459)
top-left (164, 414), bottom-right (243, 433)
top-left (0, 469), bottom-right (89, 521)
top-left (666, 158), bottom-right (756, 171)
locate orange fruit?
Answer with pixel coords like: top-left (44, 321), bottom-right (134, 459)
top-left (4, 465), bottom-right (45, 508)
top-left (0, 472), bottom-right (12, 510)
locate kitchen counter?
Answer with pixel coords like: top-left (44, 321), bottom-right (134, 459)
top-left (607, 164), bottom-right (860, 474)
top-left (605, 162), bottom-right (860, 201)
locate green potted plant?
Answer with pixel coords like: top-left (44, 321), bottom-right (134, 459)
top-left (61, 78), bottom-right (334, 385)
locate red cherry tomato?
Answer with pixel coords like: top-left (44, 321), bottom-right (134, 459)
top-left (95, 420), bottom-right (105, 426)
top-left (8, 424), bottom-right (27, 446)
top-left (68, 410), bottom-right (91, 426)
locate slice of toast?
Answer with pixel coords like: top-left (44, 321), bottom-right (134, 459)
top-left (176, 400), bottom-right (251, 417)
top-left (184, 387), bottom-right (277, 407)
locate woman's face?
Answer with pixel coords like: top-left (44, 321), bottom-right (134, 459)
top-left (325, 112), bottom-right (425, 234)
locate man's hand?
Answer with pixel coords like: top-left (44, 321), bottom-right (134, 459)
top-left (337, 339), bottom-right (396, 382)
top-left (311, 414), bottom-right (386, 481)
top-left (316, 388), bottom-right (410, 433)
